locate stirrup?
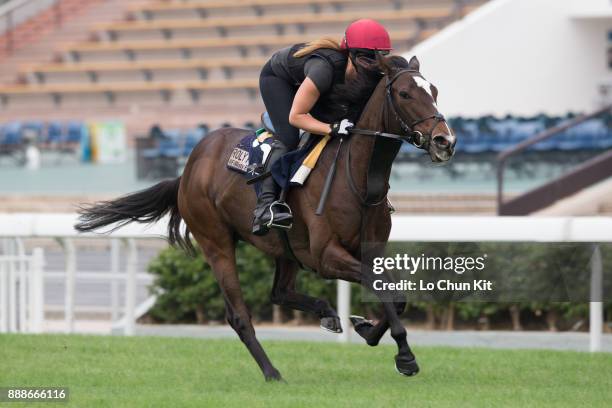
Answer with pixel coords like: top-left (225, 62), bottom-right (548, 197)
top-left (266, 200), bottom-right (293, 230)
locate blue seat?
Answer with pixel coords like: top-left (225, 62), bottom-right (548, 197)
top-left (142, 148), bottom-right (162, 159)
top-left (22, 121), bottom-right (44, 142)
top-left (593, 134), bottom-right (612, 149)
top-left (158, 138), bottom-right (182, 158)
top-left (399, 143), bottom-right (420, 154)
top-left (183, 130), bottom-right (203, 156)
top-left (531, 136), bottom-right (557, 151)
top-left (47, 121), bottom-right (64, 144)
top-left (66, 122), bottom-right (87, 143)
top-left (491, 134), bottom-right (514, 152)
top-left (461, 133), bottom-right (490, 154)
top-left (1, 122), bottom-right (23, 145)
top-left (558, 125), bottom-right (590, 151)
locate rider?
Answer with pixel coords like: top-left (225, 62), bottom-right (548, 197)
top-left (253, 19), bottom-right (392, 236)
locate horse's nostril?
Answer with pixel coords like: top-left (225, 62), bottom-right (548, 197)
top-left (433, 135), bottom-right (450, 149)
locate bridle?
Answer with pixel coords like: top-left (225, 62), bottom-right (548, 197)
top-left (349, 69), bottom-right (447, 149)
top-left (344, 68), bottom-right (448, 208)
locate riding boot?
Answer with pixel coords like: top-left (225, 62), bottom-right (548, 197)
top-left (252, 140), bottom-right (293, 236)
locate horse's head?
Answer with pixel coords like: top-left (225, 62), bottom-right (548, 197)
top-left (378, 55), bottom-right (456, 162)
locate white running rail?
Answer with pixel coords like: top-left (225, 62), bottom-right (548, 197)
top-left (0, 239), bottom-right (44, 334)
top-left (0, 213), bottom-right (609, 351)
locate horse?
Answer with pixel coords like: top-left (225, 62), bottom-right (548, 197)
top-left (75, 54), bottom-right (456, 381)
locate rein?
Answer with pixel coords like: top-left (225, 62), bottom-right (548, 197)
top-left (345, 68), bottom-right (447, 207)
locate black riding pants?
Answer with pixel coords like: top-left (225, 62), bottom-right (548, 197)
top-left (259, 61), bottom-right (300, 150)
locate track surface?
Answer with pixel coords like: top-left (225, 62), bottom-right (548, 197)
top-left (1, 334), bottom-right (611, 407)
top-left (131, 324), bottom-right (612, 352)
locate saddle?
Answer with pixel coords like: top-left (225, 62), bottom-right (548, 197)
top-left (226, 112), bottom-right (330, 191)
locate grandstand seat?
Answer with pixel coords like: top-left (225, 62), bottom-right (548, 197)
top-left (60, 31), bottom-right (422, 61)
top-left (399, 143), bottom-right (421, 155)
top-left (490, 134), bottom-right (514, 152)
top-left (47, 122), bottom-right (65, 144)
top-left (67, 122), bottom-right (87, 144)
top-left (127, 0), bottom-right (482, 21)
top-left (0, 0), bottom-right (485, 130)
top-left (95, 8), bottom-right (456, 38)
top-left (128, 0), bottom-right (375, 15)
top-left (0, 79), bottom-right (261, 99)
top-left (461, 134), bottom-right (490, 154)
top-left (22, 121), bottom-right (45, 142)
top-left (530, 136), bottom-right (557, 152)
top-left (1, 122), bottom-right (23, 145)
top-left (158, 134), bottom-right (183, 158)
top-left (555, 132), bottom-right (584, 151)
top-left (23, 57), bottom-right (269, 83)
top-left (183, 130), bottom-right (204, 156)
top-left (593, 133), bottom-right (612, 149)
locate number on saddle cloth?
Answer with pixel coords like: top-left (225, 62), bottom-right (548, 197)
top-left (226, 130), bottom-right (274, 175)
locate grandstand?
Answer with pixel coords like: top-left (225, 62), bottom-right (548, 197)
top-left (0, 0), bottom-right (611, 216)
top-left (0, 0), bottom-right (483, 133)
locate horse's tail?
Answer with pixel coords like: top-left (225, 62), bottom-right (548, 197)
top-left (74, 177), bottom-right (195, 255)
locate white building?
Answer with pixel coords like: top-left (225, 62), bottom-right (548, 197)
top-left (407, 0), bottom-right (612, 117)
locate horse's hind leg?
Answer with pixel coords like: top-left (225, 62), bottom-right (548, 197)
top-left (193, 231), bottom-right (282, 381)
top-left (271, 259), bottom-right (342, 333)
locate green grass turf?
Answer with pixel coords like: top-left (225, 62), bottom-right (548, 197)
top-left (1, 334), bottom-right (611, 407)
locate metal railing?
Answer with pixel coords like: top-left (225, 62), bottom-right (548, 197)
top-left (0, 235), bottom-right (156, 336)
top-left (497, 104), bottom-right (612, 215)
top-left (0, 239), bottom-right (44, 333)
top-left (0, 0), bottom-right (61, 54)
top-left (1, 213), bottom-right (610, 350)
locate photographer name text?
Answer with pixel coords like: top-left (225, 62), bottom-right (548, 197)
top-left (373, 279), bottom-right (494, 292)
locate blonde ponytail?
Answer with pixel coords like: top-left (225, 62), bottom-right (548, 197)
top-left (293, 37), bottom-right (342, 58)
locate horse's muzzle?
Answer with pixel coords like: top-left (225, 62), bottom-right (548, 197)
top-left (429, 133), bottom-right (456, 162)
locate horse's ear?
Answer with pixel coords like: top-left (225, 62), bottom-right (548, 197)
top-left (376, 53), bottom-right (395, 76)
top-left (408, 56), bottom-right (420, 72)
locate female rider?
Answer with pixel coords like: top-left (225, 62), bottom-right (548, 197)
top-left (253, 19), bottom-right (392, 236)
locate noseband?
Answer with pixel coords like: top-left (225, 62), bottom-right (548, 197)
top-left (350, 69), bottom-right (447, 149)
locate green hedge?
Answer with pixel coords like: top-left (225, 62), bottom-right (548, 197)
top-left (147, 242), bottom-right (612, 330)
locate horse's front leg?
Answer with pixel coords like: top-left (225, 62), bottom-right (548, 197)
top-left (271, 258), bottom-right (342, 333)
top-left (319, 243), bottom-right (419, 376)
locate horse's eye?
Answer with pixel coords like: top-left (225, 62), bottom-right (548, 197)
top-left (399, 91), bottom-right (410, 99)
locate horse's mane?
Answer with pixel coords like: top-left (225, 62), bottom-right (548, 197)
top-left (323, 55), bottom-right (410, 123)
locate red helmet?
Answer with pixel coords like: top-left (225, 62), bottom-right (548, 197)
top-left (340, 19), bottom-right (392, 51)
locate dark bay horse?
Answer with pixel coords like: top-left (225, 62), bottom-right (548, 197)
top-left (76, 55), bottom-right (456, 381)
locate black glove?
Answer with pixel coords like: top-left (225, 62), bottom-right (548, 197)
top-left (329, 119), bottom-right (354, 138)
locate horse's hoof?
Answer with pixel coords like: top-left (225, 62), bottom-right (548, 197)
top-left (320, 316), bottom-right (342, 333)
top-left (349, 315), bottom-right (374, 329)
top-left (265, 369), bottom-right (284, 382)
top-left (395, 355), bottom-right (419, 377)
top-left (350, 315), bottom-right (379, 345)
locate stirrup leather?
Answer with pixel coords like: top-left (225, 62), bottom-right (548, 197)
top-left (266, 200), bottom-right (293, 230)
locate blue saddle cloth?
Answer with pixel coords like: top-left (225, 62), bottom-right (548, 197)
top-left (226, 130), bottom-right (319, 196)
